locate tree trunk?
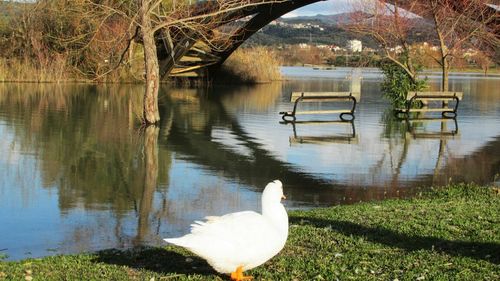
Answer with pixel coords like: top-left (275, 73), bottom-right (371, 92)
top-left (432, 7), bottom-right (449, 93)
top-left (140, 1), bottom-right (160, 124)
top-left (442, 57), bottom-right (449, 92)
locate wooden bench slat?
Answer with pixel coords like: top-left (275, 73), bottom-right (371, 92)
top-left (415, 98), bottom-right (461, 102)
top-left (287, 120), bottom-right (353, 125)
top-left (295, 110), bottom-right (352, 114)
top-left (291, 98), bottom-right (357, 102)
top-left (408, 91), bottom-right (463, 95)
top-left (291, 91), bottom-right (352, 97)
top-left (404, 118), bottom-right (456, 123)
top-left (402, 108), bottom-right (456, 113)
top-left (291, 92), bottom-right (360, 102)
top-left (407, 91), bottom-right (463, 100)
top-left (405, 132), bottom-right (460, 140)
top-left (290, 136), bottom-right (359, 145)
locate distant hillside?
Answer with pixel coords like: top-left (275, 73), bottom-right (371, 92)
top-left (282, 13), bottom-right (354, 25)
top-left (283, 12), bottom-right (433, 29)
top-left (247, 23), bottom-right (379, 49)
top-left (246, 12), bottom-right (436, 48)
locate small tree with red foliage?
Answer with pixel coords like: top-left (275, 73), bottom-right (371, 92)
top-left (411, 0), bottom-right (499, 91)
top-left (344, 1), bottom-right (424, 82)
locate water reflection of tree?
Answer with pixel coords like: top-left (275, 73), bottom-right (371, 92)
top-left (0, 84), bottom-right (174, 247)
top-left (162, 84), bottom-right (500, 205)
top-left (433, 121), bottom-right (447, 183)
top-left (2, 82), bottom-right (499, 235)
top-left (160, 85), bottom-right (382, 205)
top-left (380, 108), bottom-right (410, 139)
top-left (375, 103), bottom-right (500, 189)
top-left (375, 109), bottom-right (457, 196)
top-left (135, 126), bottom-right (159, 244)
top-left (215, 83), bottom-right (282, 112)
top-left (367, 109), bottom-right (410, 198)
top-left (2, 82), bottom-right (327, 247)
top-left (440, 136), bottom-right (500, 184)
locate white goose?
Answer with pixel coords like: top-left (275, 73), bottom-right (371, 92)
top-left (164, 180), bottom-right (288, 281)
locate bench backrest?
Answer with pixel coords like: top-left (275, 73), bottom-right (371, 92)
top-left (407, 91), bottom-right (463, 101)
top-left (290, 92), bottom-right (361, 102)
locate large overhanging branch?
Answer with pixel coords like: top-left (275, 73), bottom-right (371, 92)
top-left (152, 0), bottom-right (289, 33)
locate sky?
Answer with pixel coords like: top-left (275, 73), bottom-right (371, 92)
top-left (283, 0), bottom-right (364, 18)
top-left (283, 0), bottom-right (419, 19)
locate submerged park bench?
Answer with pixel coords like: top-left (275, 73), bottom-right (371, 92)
top-left (396, 91), bottom-right (463, 118)
top-left (279, 92), bottom-right (360, 122)
top-left (288, 120), bottom-right (358, 145)
top-left (404, 117), bottom-right (459, 140)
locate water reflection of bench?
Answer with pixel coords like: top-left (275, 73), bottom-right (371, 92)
top-left (397, 91), bottom-right (463, 118)
top-left (280, 92), bottom-right (359, 122)
top-left (404, 117), bottom-right (459, 140)
top-left (281, 120), bottom-right (357, 145)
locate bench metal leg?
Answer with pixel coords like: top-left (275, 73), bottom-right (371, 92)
top-left (340, 96), bottom-right (357, 121)
top-left (441, 96), bottom-right (459, 118)
top-left (340, 112), bottom-right (355, 121)
top-left (404, 95), bottom-right (418, 119)
top-left (442, 111), bottom-right (457, 118)
top-left (281, 113), bottom-right (296, 122)
top-left (279, 95), bottom-right (304, 122)
top-left (279, 110), bottom-right (295, 121)
top-left (395, 109), bottom-right (409, 119)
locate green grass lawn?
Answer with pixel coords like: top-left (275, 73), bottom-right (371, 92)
top-left (1, 184), bottom-right (499, 280)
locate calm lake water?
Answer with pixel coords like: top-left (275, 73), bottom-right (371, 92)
top-left (1, 67), bottom-right (499, 260)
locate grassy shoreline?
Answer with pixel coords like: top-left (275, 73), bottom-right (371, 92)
top-left (1, 184), bottom-right (499, 280)
top-left (0, 47), bottom-right (283, 84)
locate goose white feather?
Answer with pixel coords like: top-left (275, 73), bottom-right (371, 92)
top-left (164, 180), bottom-right (288, 277)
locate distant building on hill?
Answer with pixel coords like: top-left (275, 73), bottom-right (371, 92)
top-left (298, 43), bottom-right (311, 49)
top-left (347, 40), bottom-right (362, 52)
top-left (331, 45), bottom-right (346, 52)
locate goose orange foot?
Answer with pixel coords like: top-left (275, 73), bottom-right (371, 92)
top-left (230, 266), bottom-right (253, 281)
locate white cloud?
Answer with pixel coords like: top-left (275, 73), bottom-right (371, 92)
top-left (282, 11), bottom-right (299, 18)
